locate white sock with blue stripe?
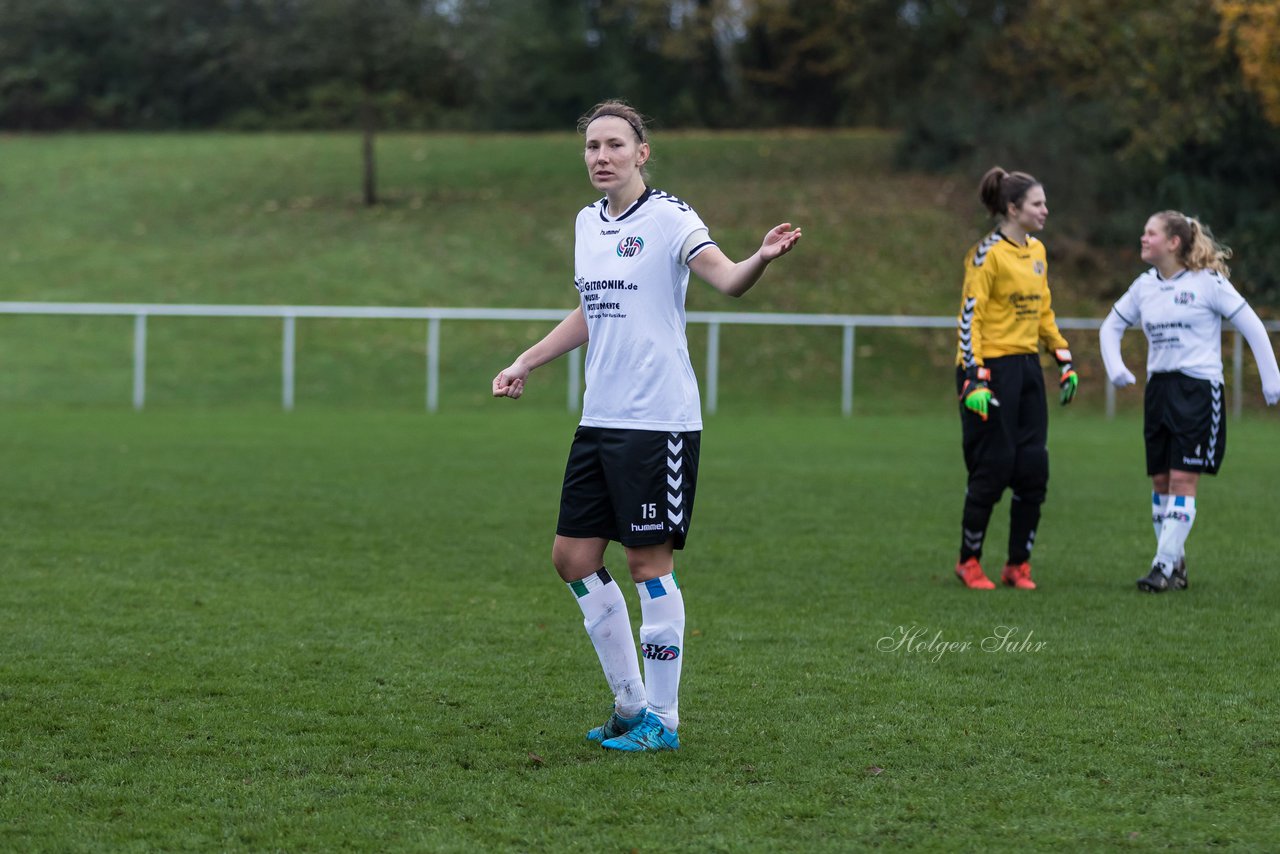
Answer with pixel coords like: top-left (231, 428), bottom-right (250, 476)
top-left (1152, 492), bottom-right (1171, 543)
top-left (637, 572), bottom-right (684, 732)
top-left (1155, 496), bottom-right (1197, 576)
top-left (570, 568), bottom-right (646, 719)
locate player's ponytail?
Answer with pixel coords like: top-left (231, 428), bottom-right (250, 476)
top-left (1156, 211), bottom-right (1232, 277)
top-left (979, 166), bottom-right (1040, 219)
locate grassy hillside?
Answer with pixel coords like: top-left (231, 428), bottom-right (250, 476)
top-left (4, 130), bottom-right (975, 310)
top-left (0, 131), bottom-right (1265, 412)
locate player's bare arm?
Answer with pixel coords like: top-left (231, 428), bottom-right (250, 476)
top-left (492, 307), bottom-right (589, 399)
top-left (690, 223), bottom-right (801, 298)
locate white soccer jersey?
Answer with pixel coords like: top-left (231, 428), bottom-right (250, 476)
top-left (573, 187), bottom-right (716, 431)
top-left (1110, 267), bottom-right (1248, 383)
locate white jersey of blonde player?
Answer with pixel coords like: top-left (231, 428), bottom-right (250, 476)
top-left (1109, 267), bottom-right (1247, 384)
top-left (574, 187), bottom-right (716, 431)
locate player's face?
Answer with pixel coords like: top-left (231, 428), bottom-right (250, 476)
top-left (584, 117), bottom-right (649, 195)
top-left (1007, 185), bottom-right (1048, 233)
top-left (1140, 216), bottom-right (1178, 266)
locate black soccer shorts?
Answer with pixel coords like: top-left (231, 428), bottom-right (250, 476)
top-left (1144, 371), bottom-right (1226, 476)
top-left (556, 426), bottom-right (701, 549)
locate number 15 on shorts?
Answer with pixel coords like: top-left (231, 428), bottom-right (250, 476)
top-left (641, 503), bottom-right (658, 520)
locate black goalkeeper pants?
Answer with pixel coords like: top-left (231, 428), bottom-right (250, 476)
top-left (956, 353), bottom-right (1050, 562)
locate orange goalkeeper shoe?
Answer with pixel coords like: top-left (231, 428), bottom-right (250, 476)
top-left (956, 557), bottom-right (995, 589)
top-left (1001, 562), bottom-right (1037, 590)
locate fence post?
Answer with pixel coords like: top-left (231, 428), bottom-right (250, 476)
top-left (568, 345), bottom-right (581, 413)
top-left (706, 321), bottom-right (720, 415)
top-left (426, 317), bottom-right (440, 413)
top-left (1105, 378), bottom-right (1115, 419)
top-left (281, 315), bottom-right (296, 411)
top-left (842, 324), bottom-right (855, 416)
top-left (132, 314), bottom-right (147, 410)
top-left (1233, 330), bottom-right (1243, 420)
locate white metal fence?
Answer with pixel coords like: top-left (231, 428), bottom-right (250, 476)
top-left (0, 301), bottom-right (1272, 418)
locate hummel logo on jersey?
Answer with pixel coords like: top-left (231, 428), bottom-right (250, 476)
top-left (600, 228), bottom-right (620, 235)
top-left (617, 235), bottom-right (644, 257)
top-left (641, 643), bottom-right (680, 661)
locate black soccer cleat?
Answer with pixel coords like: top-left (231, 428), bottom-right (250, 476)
top-left (1137, 563), bottom-right (1174, 593)
top-left (1170, 557), bottom-right (1188, 590)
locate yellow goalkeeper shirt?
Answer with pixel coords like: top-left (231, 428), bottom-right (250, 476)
top-left (955, 231), bottom-right (1069, 369)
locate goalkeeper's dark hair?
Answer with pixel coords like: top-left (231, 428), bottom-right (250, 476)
top-left (1155, 210), bottom-right (1232, 278)
top-left (979, 166), bottom-right (1041, 219)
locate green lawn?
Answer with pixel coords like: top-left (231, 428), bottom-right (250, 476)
top-left (2, 409), bottom-right (1278, 851)
top-left (3, 131), bottom-right (1279, 850)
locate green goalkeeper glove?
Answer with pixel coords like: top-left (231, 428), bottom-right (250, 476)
top-left (961, 366), bottom-right (997, 421)
top-left (1054, 348), bottom-right (1078, 405)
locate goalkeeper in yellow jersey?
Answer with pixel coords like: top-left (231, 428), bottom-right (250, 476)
top-left (954, 167), bottom-right (1078, 590)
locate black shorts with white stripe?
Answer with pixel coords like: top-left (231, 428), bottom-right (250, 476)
top-left (556, 426), bottom-right (701, 549)
top-left (1143, 371), bottom-right (1226, 476)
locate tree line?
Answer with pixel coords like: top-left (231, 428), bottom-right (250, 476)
top-left (3, 0), bottom-right (1278, 297)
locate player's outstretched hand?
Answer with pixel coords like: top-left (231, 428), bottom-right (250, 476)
top-left (759, 223), bottom-right (802, 261)
top-left (1263, 381), bottom-right (1280, 406)
top-left (492, 360), bottom-right (528, 399)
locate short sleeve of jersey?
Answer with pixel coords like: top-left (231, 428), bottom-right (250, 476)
top-left (681, 228), bottom-right (714, 265)
top-left (647, 190), bottom-right (711, 265)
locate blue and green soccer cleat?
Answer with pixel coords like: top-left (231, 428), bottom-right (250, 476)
top-left (586, 709), bottom-right (645, 743)
top-left (600, 710), bottom-right (679, 752)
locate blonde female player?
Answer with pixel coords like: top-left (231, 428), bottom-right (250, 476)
top-left (492, 101), bottom-right (801, 751)
top-left (1100, 211), bottom-right (1280, 592)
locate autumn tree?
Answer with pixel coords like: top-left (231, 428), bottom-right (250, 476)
top-left (1218, 0), bottom-right (1280, 125)
top-left (897, 0), bottom-right (1280, 299)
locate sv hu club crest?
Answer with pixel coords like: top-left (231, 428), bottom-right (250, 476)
top-left (617, 235), bottom-right (645, 258)
top-left (641, 643), bottom-right (680, 661)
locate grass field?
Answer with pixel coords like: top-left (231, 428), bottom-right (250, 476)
top-left (3, 409), bottom-right (1279, 851)
top-left (3, 131), bottom-right (1279, 850)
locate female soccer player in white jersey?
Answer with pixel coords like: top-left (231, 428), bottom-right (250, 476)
top-left (953, 167), bottom-right (1078, 591)
top-left (491, 101), bottom-right (801, 751)
top-left (1100, 211), bottom-right (1280, 592)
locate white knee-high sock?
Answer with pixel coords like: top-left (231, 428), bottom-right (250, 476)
top-left (637, 572), bottom-right (684, 731)
top-left (1155, 496), bottom-right (1197, 574)
top-left (1152, 492), bottom-right (1172, 544)
top-left (569, 568), bottom-right (646, 718)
